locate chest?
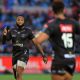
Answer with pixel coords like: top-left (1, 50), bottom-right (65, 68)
top-left (11, 29), bottom-right (28, 40)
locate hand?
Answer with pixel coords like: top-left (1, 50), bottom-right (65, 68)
top-left (3, 28), bottom-right (10, 36)
top-left (3, 28), bottom-right (8, 35)
top-left (43, 55), bottom-right (48, 64)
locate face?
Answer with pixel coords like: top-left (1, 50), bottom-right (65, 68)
top-left (16, 16), bottom-right (24, 26)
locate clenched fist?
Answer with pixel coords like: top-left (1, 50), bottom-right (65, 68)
top-left (3, 26), bottom-right (10, 35)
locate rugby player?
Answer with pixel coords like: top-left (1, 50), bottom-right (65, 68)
top-left (35, 1), bottom-right (80, 80)
top-left (2, 16), bottom-right (47, 80)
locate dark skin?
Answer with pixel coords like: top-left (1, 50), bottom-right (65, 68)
top-left (3, 16), bottom-right (47, 80)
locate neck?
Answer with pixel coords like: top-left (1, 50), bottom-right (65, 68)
top-left (16, 24), bottom-right (24, 29)
top-left (55, 13), bottom-right (65, 20)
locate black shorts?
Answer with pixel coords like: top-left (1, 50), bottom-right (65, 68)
top-left (12, 50), bottom-right (29, 68)
top-left (51, 58), bottom-right (75, 75)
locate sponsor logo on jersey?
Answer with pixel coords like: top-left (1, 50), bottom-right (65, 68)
top-left (12, 35), bottom-right (16, 37)
top-left (14, 30), bottom-right (17, 32)
top-left (13, 43), bottom-right (23, 47)
top-left (21, 34), bottom-right (26, 37)
top-left (21, 30), bottom-right (25, 32)
top-left (60, 24), bottom-right (73, 32)
top-left (18, 32), bottom-right (20, 34)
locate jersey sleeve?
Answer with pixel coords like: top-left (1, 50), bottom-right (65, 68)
top-left (28, 28), bottom-right (35, 40)
top-left (74, 21), bottom-right (80, 34)
top-left (2, 30), bottom-right (12, 44)
top-left (41, 23), bottom-right (54, 36)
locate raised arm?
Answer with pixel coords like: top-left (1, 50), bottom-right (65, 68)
top-left (2, 27), bottom-right (12, 44)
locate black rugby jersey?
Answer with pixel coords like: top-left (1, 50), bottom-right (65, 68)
top-left (2, 26), bottom-right (34, 56)
top-left (43, 18), bottom-right (80, 59)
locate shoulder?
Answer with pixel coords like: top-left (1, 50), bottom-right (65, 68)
top-left (66, 18), bottom-right (79, 24)
top-left (72, 19), bottom-right (79, 24)
top-left (48, 19), bottom-right (56, 25)
top-left (24, 27), bottom-right (31, 30)
top-left (9, 27), bottom-right (18, 34)
top-left (70, 19), bottom-right (80, 26)
top-left (43, 19), bottom-right (56, 29)
top-left (24, 27), bottom-right (33, 32)
top-left (10, 27), bottom-right (17, 31)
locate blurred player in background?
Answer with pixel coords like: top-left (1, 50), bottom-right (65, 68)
top-left (36, 1), bottom-right (80, 80)
top-left (2, 15), bottom-right (47, 80)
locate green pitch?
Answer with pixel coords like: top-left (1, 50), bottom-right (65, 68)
top-left (0, 74), bottom-right (79, 80)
